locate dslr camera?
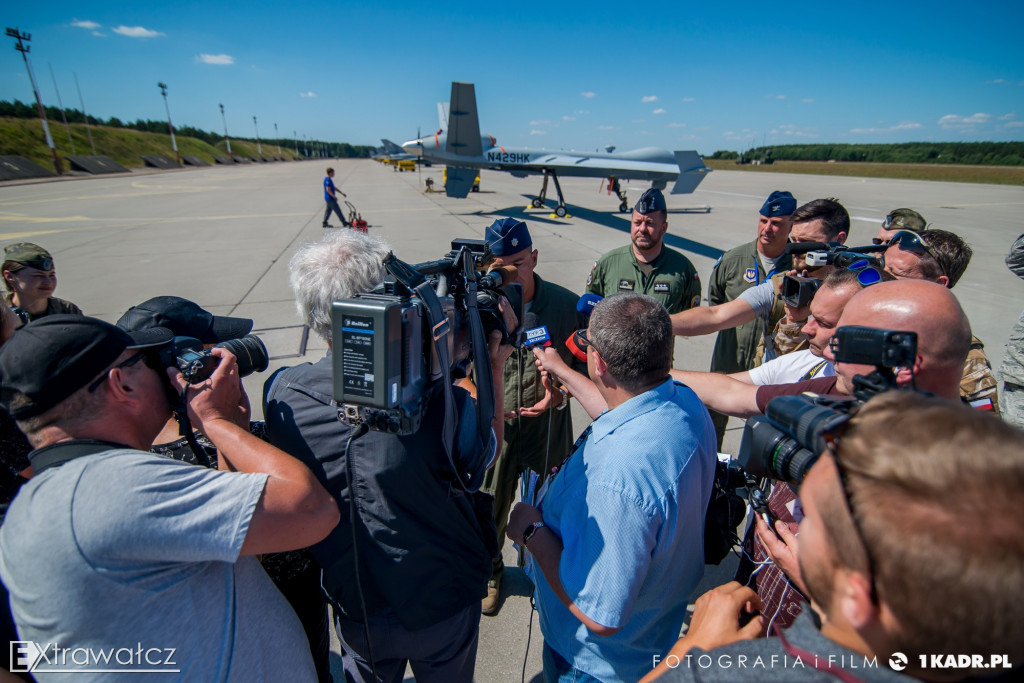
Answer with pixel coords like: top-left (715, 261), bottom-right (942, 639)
top-left (159, 335), bottom-right (270, 383)
top-left (737, 324), bottom-right (917, 483)
top-left (331, 238), bottom-right (523, 435)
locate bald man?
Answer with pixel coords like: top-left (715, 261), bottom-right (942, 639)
top-left (880, 228), bottom-right (998, 413)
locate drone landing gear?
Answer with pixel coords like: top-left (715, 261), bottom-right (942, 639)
top-left (531, 169), bottom-right (569, 218)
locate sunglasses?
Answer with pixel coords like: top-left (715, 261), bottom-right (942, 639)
top-left (885, 231), bottom-right (947, 277)
top-left (572, 328), bottom-right (600, 354)
top-left (86, 351), bottom-right (150, 393)
top-left (847, 259), bottom-right (884, 286)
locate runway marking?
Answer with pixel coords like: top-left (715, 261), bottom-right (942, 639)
top-left (0, 228), bottom-right (71, 240)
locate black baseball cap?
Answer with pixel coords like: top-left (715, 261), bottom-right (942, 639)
top-left (116, 296), bottom-right (253, 343)
top-left (0, 315), bottom-right (172, 418)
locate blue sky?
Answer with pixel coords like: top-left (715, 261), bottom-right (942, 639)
top-left (2, 1), bottom-right (1022, 155)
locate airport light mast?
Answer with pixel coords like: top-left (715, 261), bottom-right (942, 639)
top-left (6, 27), bottom-right (63, 174)
top-left (253, 116), bottom-right (262, 158)
top-left (274, 122), bottom-right (280, 157)
top-left (73, 72), bottom-right (96, 155)
top-left (219, 103), bottom-right (232, 155)
top-left (157, 82), bottom-right (181, 166)
top-left (293, 130), bottom-right (298, 156)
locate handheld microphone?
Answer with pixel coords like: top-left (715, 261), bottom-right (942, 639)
top-left (576, 293), bottom-right (602, 317)
top-left (523, 326), bottom-right (551, 348)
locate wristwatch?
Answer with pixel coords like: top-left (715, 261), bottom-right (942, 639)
top-left (555, 386), bottom-right (569, 411)
top-left (521, 521), bottom-right (546, 546)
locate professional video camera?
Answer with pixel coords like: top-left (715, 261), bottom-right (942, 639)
top-left (330, 238), bottom-right (523, 436)
top-left (786, 240), bottom-right (886, 270)
top-left (159, 335), bottom-right (269, 383)
top-left (737, 324), bottom-right (917, 484)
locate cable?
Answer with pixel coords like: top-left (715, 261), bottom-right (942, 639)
top-left (342, 422), bottom-right (377, 680)
top-left (522, 595), bottom-right (537, 683)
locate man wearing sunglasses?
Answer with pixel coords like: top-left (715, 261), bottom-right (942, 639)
top-left (0, 316), bottom-right (339, 679)
top-left (508, 294), bottom-right (716, 683)
top-left (880, 228), bottom-right (999, 414)
top-left (873, 207), bottom-right (927, 246)
top-left (643, 390), bottom-right (1024, 683)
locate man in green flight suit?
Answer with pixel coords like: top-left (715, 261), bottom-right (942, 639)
top-left (480, 217), bottom-right (584, 615)
top-left (585, 188), bottom-right (701, 314)
top-left (707, 190), bottom-right (795, 447)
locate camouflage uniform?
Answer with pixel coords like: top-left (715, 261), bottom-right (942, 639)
top-left (1001, 234), bottom-right (1024, 428)
top-left (6, 294), bottom-right (83, 325)
top-left (586, 244), bottom-right (701, 314)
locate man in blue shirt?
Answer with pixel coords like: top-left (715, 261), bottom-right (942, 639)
top-left (322, 167), bottom-right (350, 228)
top-left (508, 293), bottom-right (716, 683)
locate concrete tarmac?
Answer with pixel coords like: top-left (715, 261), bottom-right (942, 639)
top-left (2, 160), bottom-right (1021, 681)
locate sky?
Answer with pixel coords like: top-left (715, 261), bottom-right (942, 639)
top-left (2, 1), bottom-right (1023, 155)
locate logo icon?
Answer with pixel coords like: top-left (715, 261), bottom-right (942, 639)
top-left (889, 652), bottom-right (908, 671)
top-left (10, 641), bottom-right (43, 673)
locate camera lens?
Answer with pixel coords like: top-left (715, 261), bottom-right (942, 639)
top-left (214, 335), bottom-right (270, 377)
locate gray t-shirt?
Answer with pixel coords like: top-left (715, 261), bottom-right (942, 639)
top-left (0, 449), bottom-right (316, 681)
top-left (737, 280), bottom-right (776, 319)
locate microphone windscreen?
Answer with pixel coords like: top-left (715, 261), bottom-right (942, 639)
top-left (565, 331), bottom-right (587, 363)
top-left (576, 293), bottom-right (603, 317)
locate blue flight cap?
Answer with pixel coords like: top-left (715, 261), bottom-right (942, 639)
top-left (634, 188), bottom-right (667, 214)
top-left (760, 191), bottom-right (796, 217)
top-left (485, 217), bottom-right (532, 256)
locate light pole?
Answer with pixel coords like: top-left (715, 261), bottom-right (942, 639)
top-left (73, 72), bottom-right (96, 155)
top-left (157, 82), bottom-right (181, 166)
top-left (48, 63), bottom-right (75, 155)
top-left (253, 116), bottom-right (262, 158)
top-left (274, 122), bottom-right (281, 157)
top-left (6, 27), bottom-right (62, 174)
top-left (219, 103), bottom-right (231, 155)
top-left (293, 130), bottom-right (298, 156)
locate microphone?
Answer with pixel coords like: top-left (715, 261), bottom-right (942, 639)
top-left (576, 293), bottom-right (602, 317)
top-left (519, 312), bottom-right (550, 348)
top-left (565, 330), bottom-right (587, 363)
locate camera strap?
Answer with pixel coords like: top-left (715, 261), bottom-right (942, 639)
top-left (28, 439), bottom-right (134, 473)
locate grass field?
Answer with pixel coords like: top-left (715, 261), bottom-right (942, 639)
top-left (0, 117), bottom-right (299, 171)
top-left (704, 159), bottom-right (1024, 185)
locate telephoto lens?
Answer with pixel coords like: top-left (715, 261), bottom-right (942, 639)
top-left (214, 335), bottom-right (270, 378)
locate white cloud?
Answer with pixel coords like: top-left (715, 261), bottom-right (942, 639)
top-left (769, 124), bottom-right (818, 138)
top-left (937, 113), bottom-right (991, 130)
top-left (666, 122), bottom-right (686, 128)
top-left (652, 108), bottom-right (666, 115)
top-left (112, 25), bottom-right (164, 38)
top-left (681, 97), bottom-right (695, 102)
top-left (562, 115), bottom-right (576, 121)
top-left (849, 121), bottom-right (923, 134)
top-left (986, 79), bottom-right (1006, 84)
top-left (299, 91), bottom-right (317, 98)
top-left (1006, 121), bottom-right (1024, 128)
top-left (575, 109), bottom-right (590, 115)
top-left (530, 129), bottom-right (546, 135)
top-left (641, 95), bottom-right (659, 103)
top-left (529, 120), bottom-right (552, 126)
top-left (71, 19), bottom-right (100, 30)
top-left (196, 53), bottom-right (234, 65)
top-left (631, 119), bottom-right (646, 124)
top-left (777, 94), bottom-right (786, 100)
top-left (998, 112), bottom-right (1016, 121)
top-left (580, 91), bottom-right (596, 98)
top-left (597, 125), bottom-right (618, 130)
top-left (801, 98), bottom-right (815, 103)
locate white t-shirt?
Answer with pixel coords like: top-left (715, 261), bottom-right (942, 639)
top-left (746, 349), bottom-right (835, 385)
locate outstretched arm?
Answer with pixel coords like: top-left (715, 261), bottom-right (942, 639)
top-left (671, 298), bottom-right (756, 337)
top-left (670, 368), bottom-right (762, 418)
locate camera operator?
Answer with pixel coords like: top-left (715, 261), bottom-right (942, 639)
top-left (509, 294), bottom-right (716, 682)
top-left (0, 315), bottom-right (339, 679)
top-left (670, 199), bottom-right (850, 364)
top-left (879, 227), bottom-right (999, 413)
top-left (262, 230), bottom-right (512, 682)
top-left (642, 390), bottom-right (1024, 682)
top-left (116, 295), bottom-right (333, 683)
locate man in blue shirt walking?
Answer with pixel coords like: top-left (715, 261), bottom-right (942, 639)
top-left (508, 293), bottom-right (716, 683)
top-left (322, 167), bottom-right (350, 228)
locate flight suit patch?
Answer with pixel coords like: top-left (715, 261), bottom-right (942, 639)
top-left (653, 282), bottom-right (670, 293)
top-left (617, 279), bottom-right (635, 291)
top-left (743, 267), bottom-right (758, 284)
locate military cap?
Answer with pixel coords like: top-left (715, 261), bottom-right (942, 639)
top-left (883, 208), bottom-right (927, 233)
top-left (760, 191), bottom-right (797, 217)
top-left (485, 217), bottom-right (532, 256)
top-left (4, 243), bottom-right (54, 271)
top-left (635, 188), bottom-right (667, 215)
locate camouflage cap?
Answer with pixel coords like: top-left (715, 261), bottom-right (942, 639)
top-left (882, 208), bottom-right (927, 233)
top-left (4, 243), bottom-right (54, 271)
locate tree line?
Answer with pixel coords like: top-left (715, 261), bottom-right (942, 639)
top-left (710, 142), bottom-right (1024, 166)
top-left (0, 99), bottom-right (375, 158)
